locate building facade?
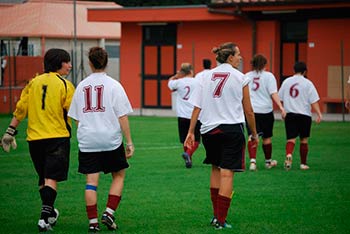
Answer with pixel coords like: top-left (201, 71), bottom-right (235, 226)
top-left (88, 0), bottom-right (350, 114)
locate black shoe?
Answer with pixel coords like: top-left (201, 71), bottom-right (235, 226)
top-left (101, 212), bottom-right (118, 230)
top-left (88, 224), bottom-right (100, 233)
top-left (182, 152), bottom-right (192, 168)
top-left (38, 219), bottom-right (52, 232)
top-left (48, 208), bottom-right (59, 226)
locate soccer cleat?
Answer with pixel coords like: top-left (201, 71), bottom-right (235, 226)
top-left (265, 160), bottom-right (277, 169)
top-left (38, 219), bottom-right (52, 232)
top-left (300, 164), bottom-right (310, 170)
top-left (88, 224), bottom-right (100, 233)
top-left (249, 162), bottom-right (257, 171)
top-left (211, 217), bottom-right (232, 229)
top-left (101, 212), bottom-right (118, 230)
top-left (210, 217), bottom-right (218, 226)
top-left (48, 208), bottom-right (59, 226)
top-left (284, 156), bottom-right (292, 170)
top-left (214, 221), bottom-right (232, 230)
top-left (182, 152), bottom-right (192, 168)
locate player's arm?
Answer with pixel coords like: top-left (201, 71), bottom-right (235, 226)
top-left (242, 85), bottom-right (259, 145)
top-left (184, 106), bottom-right (201, 149)
top-left (119, 114), bottom-right (134, 158)
top-left (271, 92), bottom-right (286, 119)
top-left (311, 101), bottom-right (322, 124)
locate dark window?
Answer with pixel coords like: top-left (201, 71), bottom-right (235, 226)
top-left (281, 21), bottom-right (307, 42)
top-left (105, 45), bottom-right (120, 59)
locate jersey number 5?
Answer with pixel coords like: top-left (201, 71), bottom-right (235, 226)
top-left (83, 85), bottom-right (106, 112)
top-left (211, 73), bottom-right (229, 98)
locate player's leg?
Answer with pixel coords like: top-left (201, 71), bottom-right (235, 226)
top-left (299, 115), bottom-right (312, 170)
top-left (85, 173), bottom-right (100, 232)
top-left (78, 150), bottom-right (102, 232)
top-left (215, 125), bottom-right (244, 229)
top-left (299, 138), bottom-right (309, 170)
top-left (261, 112), bottom-right (277, 169)
top-left (179, 117), bottom-right (193, 168)
top-left (246, 119), bottom-right (258, 171)
top-left (101, 169), bottom-right (125, 230)
top-left (284, 113), bottom-right (298, 170)
top-left (101, 146), bottom-right (129, 230)
top-left (210, 165), bottom-right (220, 225)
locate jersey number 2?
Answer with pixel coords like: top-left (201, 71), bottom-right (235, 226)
top-left (83, 85), bottom-right (106, 112)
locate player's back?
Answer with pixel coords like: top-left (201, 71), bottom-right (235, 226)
top-left (26, 72), bottom-right (73, 140)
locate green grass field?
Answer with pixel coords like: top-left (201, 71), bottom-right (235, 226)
top-left (0, 115), bottom-right (349, 234)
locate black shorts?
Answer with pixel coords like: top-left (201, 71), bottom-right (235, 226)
top-left (246, 112), bottom-right (274, 138)
top-left (178, 117), bottom-right (201, 143)
top-left (285, 113), bottom-right (312, 139)
top-left (28, 138), bottom-right (70, 186)
top-left (202, 124), bottom-right (245, 171)
top-left (78, 144), bottom-right (129, 174)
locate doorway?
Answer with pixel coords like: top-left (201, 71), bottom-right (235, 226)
top-left (280, 21), bottom-right (308, 84)
top-left (141, 24), bottom-right (177, 108)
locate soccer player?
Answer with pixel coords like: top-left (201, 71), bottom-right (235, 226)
top-left (184, 42), bottom-right (258, 229)
top-left (278, 62), bottom-right (322, 170)
top-left (168, 63), bottom-right (201, 168)
top-left (244, 54), bottom-right (286, 171)
top-left (68, 47), bottom-right (134, 232)
top-left (194, 58), bottom-right (212, 79)
top-left (345, 75), bottom-right (350, 111)
top-left (1, 48), bottom-right (75, 232)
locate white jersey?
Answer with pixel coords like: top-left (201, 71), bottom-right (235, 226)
top-left (245, 70), bottom-right (277, 113)
top-left (278, 74), bottom-right (319, 117)
top-left (189, 63), bottom-right (249, 134)
top-left (68, 72), bottom-right (133, 152)
top-left (195, 69), bottom-right (211, 79)
top-left (168, 77), bottom-right (198, 119)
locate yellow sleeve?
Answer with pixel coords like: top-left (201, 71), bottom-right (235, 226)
top-left (13, 80), bottom-right (32, 121)
top-left (63, 79), bottom-right (75, 111)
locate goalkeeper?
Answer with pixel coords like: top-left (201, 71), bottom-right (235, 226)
top-left (1, 48), bottom-right (75, 232)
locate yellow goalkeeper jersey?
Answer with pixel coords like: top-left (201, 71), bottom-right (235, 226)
top-left (14, 72), bottom-right (75, 141)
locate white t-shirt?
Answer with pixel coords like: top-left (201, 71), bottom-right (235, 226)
top-left (245, 70), bottom-right (277, 113)
top-left (189, 63), bottom-right (249, 134)
top-left (68, 72), bottom-right (133, 152)
top-left (278, 74), bottom-right (319, 117)
top-left (194, 69), bottom-right (211, 79)
top-left (168, 77), bottom-right (198, 119)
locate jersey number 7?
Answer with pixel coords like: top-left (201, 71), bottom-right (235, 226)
top-left (211, 73), bottom-right (229, 98)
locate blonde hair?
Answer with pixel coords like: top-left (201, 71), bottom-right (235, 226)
top-left (179, 63), bottom-right (193, 75)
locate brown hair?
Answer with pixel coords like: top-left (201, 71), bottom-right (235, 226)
top-left (44, 48), bottom-right (70, 73)
top-left (251, 54), bottom-right (267, 72)
top-left (88, 47), bottom-right (108, 70)
top-left (212, 42), bottom-right (237, 64)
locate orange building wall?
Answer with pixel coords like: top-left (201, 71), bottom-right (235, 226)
top-left (119, 23), bottom-right (143, 108)
top-left (177, 20), bottom-right (253, 74)
top-left (255, 21), bottom-right (280, 82)
top-left (308, 18), bottom-right (350, 111)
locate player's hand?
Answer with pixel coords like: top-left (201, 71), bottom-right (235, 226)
top-left (184, 133), bottom-right (194, 150)
top-left (249, 134), bottom-right (259, 148)
top-left (1, 126), bottom-right (18, 152)
top-left (125, 143), bottom-right (134, 159)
